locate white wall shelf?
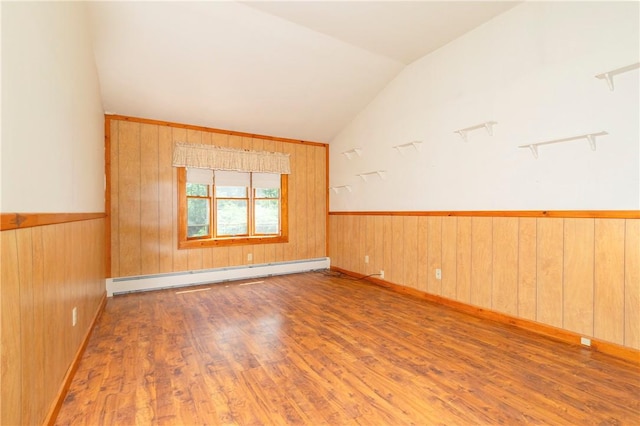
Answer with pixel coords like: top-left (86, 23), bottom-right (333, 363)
top-left (341, 148), bottom-right (362, 159)
top-left (519, 131), bottom-right (608, 159)
top-left (356, 170), bottom-right (387, 181)
top-left (454, 121), bottom-right (497, 141)
top-left (393, 141), bottom-right (422, 153)
top-left (595, 62), bottom-right (640, 91)
top-left (329, 185), bottom-right (352, 193)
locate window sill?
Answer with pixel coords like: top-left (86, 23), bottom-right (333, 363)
top-left (179, 235), bottom-right (288, 249)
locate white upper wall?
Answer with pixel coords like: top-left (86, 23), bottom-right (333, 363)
top-left (1, 1), bottom-right (104, 213)
top-left (330, 1), bottom-right (640, 211)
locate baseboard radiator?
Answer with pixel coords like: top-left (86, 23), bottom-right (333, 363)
top-left (107, 257), bottom-right (331, 296)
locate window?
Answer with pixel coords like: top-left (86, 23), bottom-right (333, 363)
top-left (178, 168), bottom-right (288, 248)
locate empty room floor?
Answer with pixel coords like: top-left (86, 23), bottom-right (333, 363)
top-left (56, 272), bottom-right (640, 425)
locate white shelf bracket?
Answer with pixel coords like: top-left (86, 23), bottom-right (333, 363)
top-left (341, 148), bottom-right (362, 160)
top-left (596, 63), bottom-right (640, 91)
top-left (454, 121), bottom-right (497, 142)
top-left (393, 141), bottom-right (422, 154)
top-left (519, 131), bottom-right (607, 159)
top-left (330, 185), bottom-right (352, 193)
top-left (357, 170), bottom-right (387, 181)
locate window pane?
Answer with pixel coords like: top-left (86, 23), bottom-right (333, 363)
top-left (217, 199), bottom-right (248, 235)
top-left (255, 188), bottom-right (279, 198)
top-left (186, 183), bottom-right (208, 196)
top-left (216, 186), bottom-right (247, 198)
top-left (187, 198), bottom-right (210, 237)
top-left (255, 199), bottom-right (279, 234)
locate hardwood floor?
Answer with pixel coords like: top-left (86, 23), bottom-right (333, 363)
top-left (56, 272), bottom-right (640, 425)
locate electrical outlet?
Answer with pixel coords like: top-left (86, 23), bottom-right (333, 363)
top-left (364, 255), bottom-right (369, 264)
top-left (72, 307), bottom-right (78, 327)
top-left (247, 253), bottom-right (253, 262)
top-left (580, 337), bottom-right (591, 346)
top-left (435, 269), bottom-right (442, 280)
top-left (380, 270), bottom-right (384, 279)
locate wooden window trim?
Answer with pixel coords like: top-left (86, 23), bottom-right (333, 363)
top-left (178, 168), bottom-right (289, 249)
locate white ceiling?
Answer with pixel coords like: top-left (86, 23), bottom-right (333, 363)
top-left (87, 1), bottom-right (520, 142)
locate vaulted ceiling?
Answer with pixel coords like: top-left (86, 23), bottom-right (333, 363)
top-left (87, 1), bottom-right (520, 142)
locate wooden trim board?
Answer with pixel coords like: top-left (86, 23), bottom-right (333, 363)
top-left (0, 213), bottom-right (106, 231)
top-left (44, 293), bottom-right (107, 425)
top-left (331, 266), bottom-right (640, 365)
top-left (329, 211), bottom-right (640, 219)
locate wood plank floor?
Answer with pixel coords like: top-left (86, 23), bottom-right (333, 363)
top-left (56, 272), bottom-right (640, 425)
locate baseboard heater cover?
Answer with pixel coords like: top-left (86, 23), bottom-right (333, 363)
top-left (106, 257), bottom-right (330, 296)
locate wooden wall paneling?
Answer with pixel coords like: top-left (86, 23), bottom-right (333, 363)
top-left (242, 245), bottom-right (255, 265)
top-left (470, 217), bottom-right (493, 308)
top-left (30, 226), bottom-right (46, 423)
top-left (295, 144), bottom-right (309, 260)
top-left (171, 127), bottom-right (189, 272)
top-left (40, 225), bottom-right (58, 412)
top-left (1, 230), bottom-right (22, 425)
top-left (594, 219), bottom-right (625, 345)
top-left (328, 215), bottom-right (339, 267)
top-left (186, 129), bottom-right (204, 271)
top-left (427, 217), bottom-right (442, 295)
top-left (228, 246), bottom-right (244, 267)
top-left (63, 223), bottom-right (77, 364)
top-left (373, 215), bottom-right (384, 279)
top-left (199, 131), bottom-right (215, 270)
top-left (416, 217), bottom-right (429, 293)
top-left (110, 120), bottom-right (120, 277)
top-left (364, 215), bottom-right (375, 276)
top-left (403, 216), bottom-right (419, 290)
top-left (536, 218), bottom-right (564, 328)
top-left (118, 121), bottom-right (142, 276)
top-left (356, 215), bottom-right (367, 275)
top-left (140, 124), bottom-right (160, 275)
top-left (624, 219), bottom-right (640, 349)
top-left (517, 218), bottom-right (537, 320)
top-left (383, 216), bottom-right (393, 281)
top-left (211, 247), bottom-right (230, 269)
top-left (390, 216), bottom-right (404, 284)
top-left (282, 141), bottom-right (297, 261)
top-left (273, 141), bottom-right (286, 264)
top-left (16, 229), bottom-right (35, 424)
top-left (492, 218), bottom-right (519, 316)
top-left (562, 218), bottom-right (595, 336)
top-left (54, 224), bottom-right (69, 382)
top-left (157, 125), bottom-right (174, 274)
top-left (344, 215), bottom-right (356, 273)
top-left (305, 145), bottom-right (316, 260)
top-left (441, 217), bottom-right (457, 299)
top-left (456, 217), bottom-right (472, 304)
top-left (316, 146), bottom-right (327, 258)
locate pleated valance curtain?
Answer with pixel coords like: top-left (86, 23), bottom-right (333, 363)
top-left (172, 142), bottom-right (291, 174)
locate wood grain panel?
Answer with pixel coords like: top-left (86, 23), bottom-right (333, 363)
top-left (594, 219), bottom-right (625, 345)
top-left (427, 217), bottom-right (442, 295)
top-left (441, 217), bottom-right (457, 299)
top-left (456, 217), bottom-right (472, 304)
top-left (110, 120), bottom-right (120, 277)
top-left (536, 218), bottom-right (564, 328)
top-left (382, 216), bottom-right (393, 281)
top-left (186, 129), bottom-right (204, 272)
top-left (1, 230), bottom-right (22, 425)
top-left (315, 146), bottom-right (327, 258)
top-left (364, 216), bottom-right (375, 276)
top-left (402, 216), bottom-right (418, 289)
top-left (31, 226), bottom-right (46, 423)
top-left (390, 216), bottom-right (404, 284)
top-left (492, 218), bottom-right (518, 316)
top-left (563, 218), bottom-right (594, 336)
top-left (118, 121), bottom-right (141, 277)
top-left (625, 220), bottom-right (640, 349)
top-left (171, 127), bottom-right (189, 272)
top-left (17, 228), bottom-right (36, 424)
top-left (471, 217), bottom-right (492, 308)
top-left (356, 215), bottom-right (367, 275)
top-left (282, 141), bottom-right (297, 262)
top-left (157, 126), bottom-right (174, 274)
top-left (517, 218), bottom-right (537, 320)
top-left (416, 217), bottom-right (429, 293)
top-left (140, 124), bottom-right (160, 275)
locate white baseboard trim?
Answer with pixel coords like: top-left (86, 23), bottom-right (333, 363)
top-left (106, 257), bottom-right (330, 296)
